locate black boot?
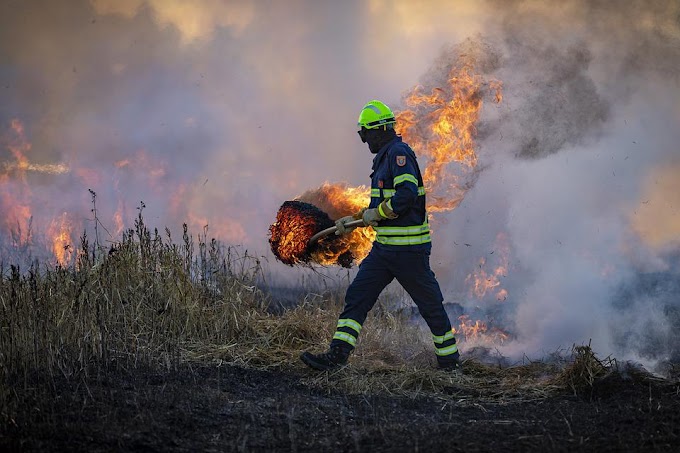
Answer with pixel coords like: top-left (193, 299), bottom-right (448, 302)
top-left (437, 351), bottom-right (462, 371)
top-left (301, 346), bottom-right (350, 371)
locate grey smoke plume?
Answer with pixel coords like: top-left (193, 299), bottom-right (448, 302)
top-left (417, 0), bottom-right (680, 368)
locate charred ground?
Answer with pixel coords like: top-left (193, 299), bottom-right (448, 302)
top-left (3, 360), bottom-right (679, 452)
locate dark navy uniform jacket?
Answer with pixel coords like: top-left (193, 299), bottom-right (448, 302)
top-left (369, 136), bottom-right (431, 252)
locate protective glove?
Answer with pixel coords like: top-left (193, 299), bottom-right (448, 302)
top-left (362, 200), bottom-right (397, 226)
top-left (361, 208), bottom-right (382, 226)
top-left (335, 215), bottom-right (357, 236)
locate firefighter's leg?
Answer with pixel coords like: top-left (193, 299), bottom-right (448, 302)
top-left (301, 248), bottom-right (393, 370)
top-left (392, 251), bottom-right (460, 368)
top-left (329, 247), bottom-right (394, 351)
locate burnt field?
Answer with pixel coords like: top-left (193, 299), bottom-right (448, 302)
top-left (3, 359), bottom-right (680, 452)
top-left (2, 218), bottom-right (679, 452)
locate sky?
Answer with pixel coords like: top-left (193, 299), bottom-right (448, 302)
top-left (1, 0), bottom-right (679, 368)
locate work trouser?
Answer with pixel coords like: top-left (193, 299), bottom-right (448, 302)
top-left (330, 245), bottom-right (459, 365)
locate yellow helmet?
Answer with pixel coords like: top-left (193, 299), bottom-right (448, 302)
top-left (357, 100), bottom-right (396, 130)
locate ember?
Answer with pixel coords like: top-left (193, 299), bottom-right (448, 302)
top-left (268, 200), bottom-right (355, 267)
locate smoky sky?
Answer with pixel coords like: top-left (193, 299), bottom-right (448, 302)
top-left (1, 0), bottom-right (679, 368)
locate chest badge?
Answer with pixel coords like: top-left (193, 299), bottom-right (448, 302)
top-left (396, 155), bottom-right (406, 167)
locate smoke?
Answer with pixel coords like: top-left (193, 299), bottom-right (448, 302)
top-left (1, 0), bottom-right (679, 369)
top-left (420, 0), bottom-right (680, 368)
top-left (0, 0), bottom-right (368, 255)
top-left (90, 0), bottom-right (255, 44)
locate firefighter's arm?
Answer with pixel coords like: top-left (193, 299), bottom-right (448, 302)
top-left (362, 200), bottom-right (395, 226)
top-left (387, 150), bottom-right (419, 216)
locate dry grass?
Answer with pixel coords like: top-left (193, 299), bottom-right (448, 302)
top-left (548, 344), bottom-right (611, 393)
top-left (0, 212), bottom-right (667, 414)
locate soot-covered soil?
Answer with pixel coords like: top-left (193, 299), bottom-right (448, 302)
top-left (2, 364), bottom-right (679, 452)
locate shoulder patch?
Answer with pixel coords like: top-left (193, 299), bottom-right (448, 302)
top-left (396, 155), bottom-right (406, 167)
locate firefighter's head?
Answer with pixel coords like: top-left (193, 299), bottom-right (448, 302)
top-left (357, 100), bottom-right (397, 153)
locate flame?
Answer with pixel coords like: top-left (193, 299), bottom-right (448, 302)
top-left (2, 161), bottom-right (69, 175)
top-left (458, 232), bottom-right (512, 345)
top-left (269, 197), bottom-right (375, 268)
top-left (47, 212), bottom-right (74, 267)
top-left (297, 182), bottom-right (375, 264)
top-left (0, 197), bottom-right (32, 247)
top-left (113, 200), bottom-right (125, 238)
top-left (2, 120), bottom-right (69, 176)
top-left (1, 119), bottom-right (35, 246)
top-left (1, 120), bottom-right (76, 264)
top-left (1, 118), bottom-right (216, 267)
top-left (454, 314), bottom-right (509, 345)
top-left (396, 64), bottom-right (502, 212)
top-left (465, 232), bottom-right (510, 301)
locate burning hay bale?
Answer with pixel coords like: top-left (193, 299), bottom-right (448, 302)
top-left (268, 200), bottom-right (355, 268)
top-left (268, 200), bottom-right (332, 265)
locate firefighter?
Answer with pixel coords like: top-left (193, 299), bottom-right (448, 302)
top-left (301, 100), bottom-right (461, 371)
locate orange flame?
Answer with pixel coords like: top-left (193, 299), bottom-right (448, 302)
top-left (397, 64), bottom-right (502, 212)
top-left (454, 314), bottom-right (509, 345)
top-left (113, 200), bottom-right (125, 238)
top-left (1, 119), bottom-right (35, 246)
top-left (2, 120), bottom-right (69, 176)
top-left (465, 232), bottom-right (510, 301)
top-left (297, 182), bottom-right (375, 264)
top-left (2, 119), bottom-right (76, 264)
top-left (47, 212), bottom-right (74, 267)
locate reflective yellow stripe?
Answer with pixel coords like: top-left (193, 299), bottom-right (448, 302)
top-left (433, 330), bottom-right (455, 344)
top-left (374, 222), bottom-right (430, 236)
top-left (378, 202), bottom-right (387, 218)
top-left (375, 219), bottom-right (431, 245)
top-left (435, 344), bottom-right (459, 356)
top-left (373, 187), bottom-right (425, 198)
top-left (393, 174), bottom-right (418, 186)
top-left (337, 319), bottom-right (362, 335)
top-left (376, 234), bottom-right (431, 246)
top-left (333, 332), bottom-right (357, 346)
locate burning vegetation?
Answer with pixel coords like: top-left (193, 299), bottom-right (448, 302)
top-left (268, 200), bottom-right (354, 268)
top-left (268, 183), bottom-right (377, 267)
top-left (0, 119), bottom-right (74, 267)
